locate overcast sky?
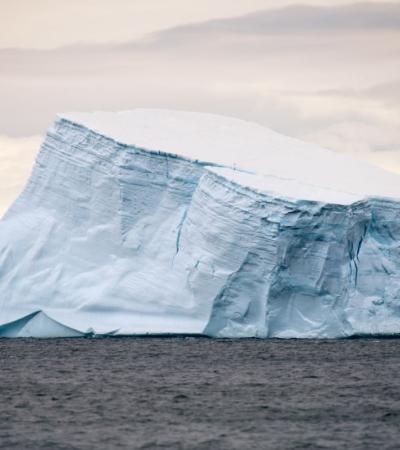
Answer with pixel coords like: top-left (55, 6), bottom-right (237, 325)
top-left (0, 0), bottom-right (399, 214)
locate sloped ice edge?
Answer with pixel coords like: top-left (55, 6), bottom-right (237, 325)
top-left (0, 311), bottom-right (86, 338)
top-left (0, 311), bottom-right (207, 338)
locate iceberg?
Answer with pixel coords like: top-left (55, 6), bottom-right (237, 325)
top-left (1, 109), bottom-right (400, 338)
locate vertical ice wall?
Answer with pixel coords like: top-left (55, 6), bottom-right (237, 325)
top-left (346, 199), bottom-right (400, 335)
top-left (200, 174), bottom-right (371, 338)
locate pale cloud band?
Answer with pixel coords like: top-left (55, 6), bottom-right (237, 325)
top-left (0, 135), bottom-right (42, 216)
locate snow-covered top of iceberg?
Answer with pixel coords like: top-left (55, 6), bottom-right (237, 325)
top-left (60, 109), bottom-right (400, 205)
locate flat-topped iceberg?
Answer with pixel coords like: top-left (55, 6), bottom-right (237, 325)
top-left (1, 109), bottom-right (400, 338)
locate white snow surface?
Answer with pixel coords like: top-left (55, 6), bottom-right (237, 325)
top-left (62, 109), bottom-right (400, 204)
top-left (1, 109), bottom-right (400, 338)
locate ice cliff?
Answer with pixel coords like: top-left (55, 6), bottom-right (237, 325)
top-left (1, 109), bottom-right (400, 338)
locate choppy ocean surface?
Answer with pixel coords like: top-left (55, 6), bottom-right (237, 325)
top-left (1, 338), bottom-right (399, 450)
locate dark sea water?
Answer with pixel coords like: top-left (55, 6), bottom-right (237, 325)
top-left (1, 338), bottom-right (400, 450)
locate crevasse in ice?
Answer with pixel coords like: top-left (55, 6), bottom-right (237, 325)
top-left (1, 109), bottom-right (400, 338)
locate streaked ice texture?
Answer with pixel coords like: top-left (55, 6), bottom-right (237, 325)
top-left (1, 109), bottom-right (400, 338)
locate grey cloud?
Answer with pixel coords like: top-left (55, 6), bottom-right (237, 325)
top-left (150, 2), bottom-right (400, 42)
top-left (364, 80), bottom-right (400, 104)
top-left (285, 80), bottom-right (400, 105)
